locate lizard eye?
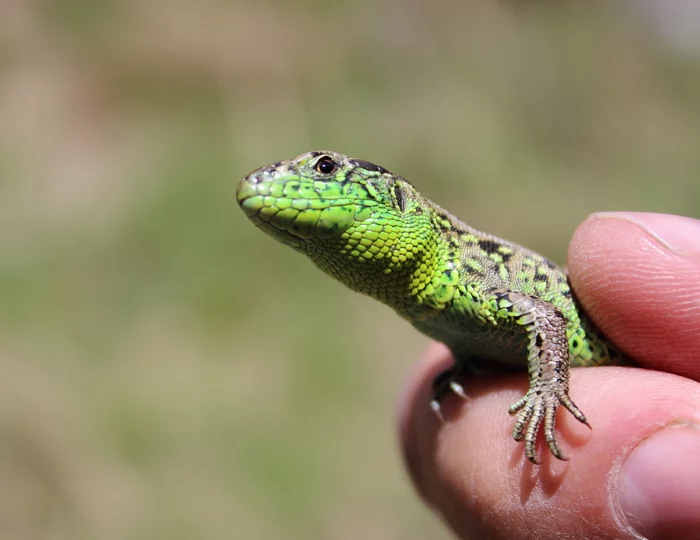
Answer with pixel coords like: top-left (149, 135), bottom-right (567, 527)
top-left (314, 156), bottom-right (338, 175)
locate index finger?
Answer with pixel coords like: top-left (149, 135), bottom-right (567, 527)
top-left (568, 212), bottom-right (700, 380)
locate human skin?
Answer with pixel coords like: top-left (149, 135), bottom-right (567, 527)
top-left (398, 212), bottom-right (700, 540)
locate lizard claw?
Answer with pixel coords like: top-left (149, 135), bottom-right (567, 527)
top-left (449, 380), bottom-right (467, 399)
top-left (430, 364), bottom-right (470, 421)
top-left (509, 388), bottom-right (587, 463)
top-left (430, 399), bottom-right (444, 422)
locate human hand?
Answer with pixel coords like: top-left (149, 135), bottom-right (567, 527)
top-left (398, 212), bottom-right (700, 539)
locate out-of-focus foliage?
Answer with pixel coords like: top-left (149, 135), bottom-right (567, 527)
top-left (0, 1), bottom-right (698, 539)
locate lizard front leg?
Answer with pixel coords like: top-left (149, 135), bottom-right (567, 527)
top-left (492, 291), bottom-right (590, 464)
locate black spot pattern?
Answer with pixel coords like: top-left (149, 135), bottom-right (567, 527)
top-left (393, 184), bottom-right (405, 212)
top-left (351, 159), bottom-right (387, 173)
top-left (478, 240), bottom-right (501, 255)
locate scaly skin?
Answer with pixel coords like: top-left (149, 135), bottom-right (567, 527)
top-left (237, 150), bottom-right (630, 463)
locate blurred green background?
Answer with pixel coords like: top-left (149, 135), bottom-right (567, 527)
top-left (1, 1), bottom-right (699, 539)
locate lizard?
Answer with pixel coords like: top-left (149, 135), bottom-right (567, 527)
top-left (236, 150), bottom-right (631, 464)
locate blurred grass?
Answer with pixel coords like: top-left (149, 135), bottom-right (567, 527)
top-left (0, 1), bottom-right (699, 539)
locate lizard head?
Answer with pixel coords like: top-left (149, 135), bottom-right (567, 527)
top-left (237, 151), bottom-right (442, 305)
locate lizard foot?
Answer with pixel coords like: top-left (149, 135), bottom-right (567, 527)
top-left (430, 364), bottom-right (469, 421)
top-left (508, 387), bottom-right (590, 464)
top-left (491, 290), bottom-right (591, 464)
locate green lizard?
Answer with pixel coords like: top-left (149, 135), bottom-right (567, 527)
top-left (237, 150), bottom-right (630, 464)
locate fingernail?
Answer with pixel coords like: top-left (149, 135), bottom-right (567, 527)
top-left (591, 212), bottom-right (700, 258)
top-left (617, 423), bottom-right (700, 539)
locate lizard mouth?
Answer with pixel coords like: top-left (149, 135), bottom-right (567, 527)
top-left (237, 173), bottom-right (360, 247)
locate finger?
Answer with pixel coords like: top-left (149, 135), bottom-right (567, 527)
top-left (398, 343), bottom-right (700, 540)
top-left (568, 212), bottom-right (700, 380)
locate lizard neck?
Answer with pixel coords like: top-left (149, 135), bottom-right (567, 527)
top-left (302, 217), bottom-right (453, 318)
